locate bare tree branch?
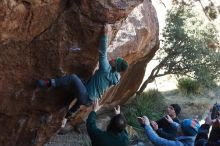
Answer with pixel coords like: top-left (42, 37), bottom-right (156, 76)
top-left (197, 0), bottom-right (212, 21)
top-left (159, 0), bottom-right (166, 8)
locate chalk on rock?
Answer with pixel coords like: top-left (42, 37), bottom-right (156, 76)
top-left (69, 47), bottom-right (81, 52)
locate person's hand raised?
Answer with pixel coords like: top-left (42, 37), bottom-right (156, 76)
top-left (151, 121), bottom-right (159, 131)
top-left (104, 24), bottom-right (111, 34)
top-left (138, 116), bottom-right (150, 127)
top-left (93, 99), bottom-right (102, 112)
top-left (114, 105), bottom-right (120, 115)
top-left (165, 115), bottom-right (173, 123)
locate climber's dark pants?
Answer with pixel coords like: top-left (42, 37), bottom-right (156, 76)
top-left (51, 74), bottom-right (92, 118)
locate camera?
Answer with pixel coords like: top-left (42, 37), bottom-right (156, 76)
top-left (211, 103), bottom-right (220, 120)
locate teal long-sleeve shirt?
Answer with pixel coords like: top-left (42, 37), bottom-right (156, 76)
top-left (86, 111), bottom-right (129, 146)
top-left (86, 35), bottom-right (120, 101)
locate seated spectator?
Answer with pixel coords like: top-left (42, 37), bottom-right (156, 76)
top-left (138, 115), bottom-right (200, 146)
top-left (86, 100), bottom-right (129, 146)
top-left (151, 104), bottom-right (181, 140)
top-left (195, 112), bottom-right (220, 146)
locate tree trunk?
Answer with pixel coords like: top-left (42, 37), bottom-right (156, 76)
top-left (136, 76), bottom-right (155, 95)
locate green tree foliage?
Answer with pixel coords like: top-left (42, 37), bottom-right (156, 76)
top-left (138, 6), bottom-right (220, 94)
top-left (204, 2), bottom-right (218, 20)
top-left (170, 0), bottom-right (219, 21)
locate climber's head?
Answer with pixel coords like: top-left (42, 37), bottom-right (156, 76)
top-left (107, 114), bottom-right (127, 133)
top-left (110, 57), bottom-right (128, 72)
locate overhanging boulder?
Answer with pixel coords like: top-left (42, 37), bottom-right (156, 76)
top-left (0, 0), bottom-right (159, 145)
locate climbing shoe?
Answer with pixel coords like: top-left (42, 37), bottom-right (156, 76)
top-left (61, 118), bottom-right (68, 128)
top-left (37, 79), bottom-right (51, 88)
top-left (58, 121), bottom-right (73, 135)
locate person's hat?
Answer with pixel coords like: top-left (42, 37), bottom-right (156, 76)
top-left (170, 104), bottom-right (181, 116)
top-left (181, 119), bottom-right (200, 136)
top-left (115, 57), bottom-right (128, 72)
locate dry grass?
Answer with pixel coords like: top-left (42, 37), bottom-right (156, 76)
top-left (163, 86), bottom-right (220, 120)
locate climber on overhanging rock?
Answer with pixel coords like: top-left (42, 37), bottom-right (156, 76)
top-left (36, 24), bottom-right (129, 130)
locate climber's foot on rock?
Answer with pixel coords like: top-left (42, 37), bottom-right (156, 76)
top-left (36, 79), bottom-right (51, 88)
top-left (58, 122), bottom-right (73, 135)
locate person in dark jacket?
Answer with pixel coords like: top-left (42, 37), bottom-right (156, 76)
top-left (195, 112), bottom-right (220, 146)
top-left (86, 100), bottom-right (129, 146)
top-left (138, 115), bottom-right (200, 146)
top-left (37, 24), bottom-right (128, 128)
top-left (151, 104), bottom-right (181, 140)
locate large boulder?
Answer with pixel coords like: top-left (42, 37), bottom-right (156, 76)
top-left (0, 0), bottom-right (159, 145)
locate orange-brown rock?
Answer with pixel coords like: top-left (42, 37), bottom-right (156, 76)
top-left (0, 0), bottom-right (159, 146)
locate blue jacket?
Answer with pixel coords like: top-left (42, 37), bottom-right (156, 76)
top-left (144, 122), bottom-right (196, 146)
top-left (86, 36), bottom-right (120, 101)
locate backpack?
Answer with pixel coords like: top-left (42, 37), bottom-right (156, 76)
top-left (211, 103), bottom-right (220, 119)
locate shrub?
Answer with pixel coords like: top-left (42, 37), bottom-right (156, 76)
top-left (177, 78), bottom-right (202, 95)
top-left (123, 89), bottom-right (166, 131)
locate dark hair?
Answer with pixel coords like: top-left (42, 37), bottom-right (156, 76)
top-left (170, 104), bottom-right (181, 116)
top-left (211, 103), bottom-right (220, 119)
top-left (107, 114), bottom-right (127, 133)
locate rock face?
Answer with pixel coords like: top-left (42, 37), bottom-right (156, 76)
top-left (0, 0), bottom-right (159, 146)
